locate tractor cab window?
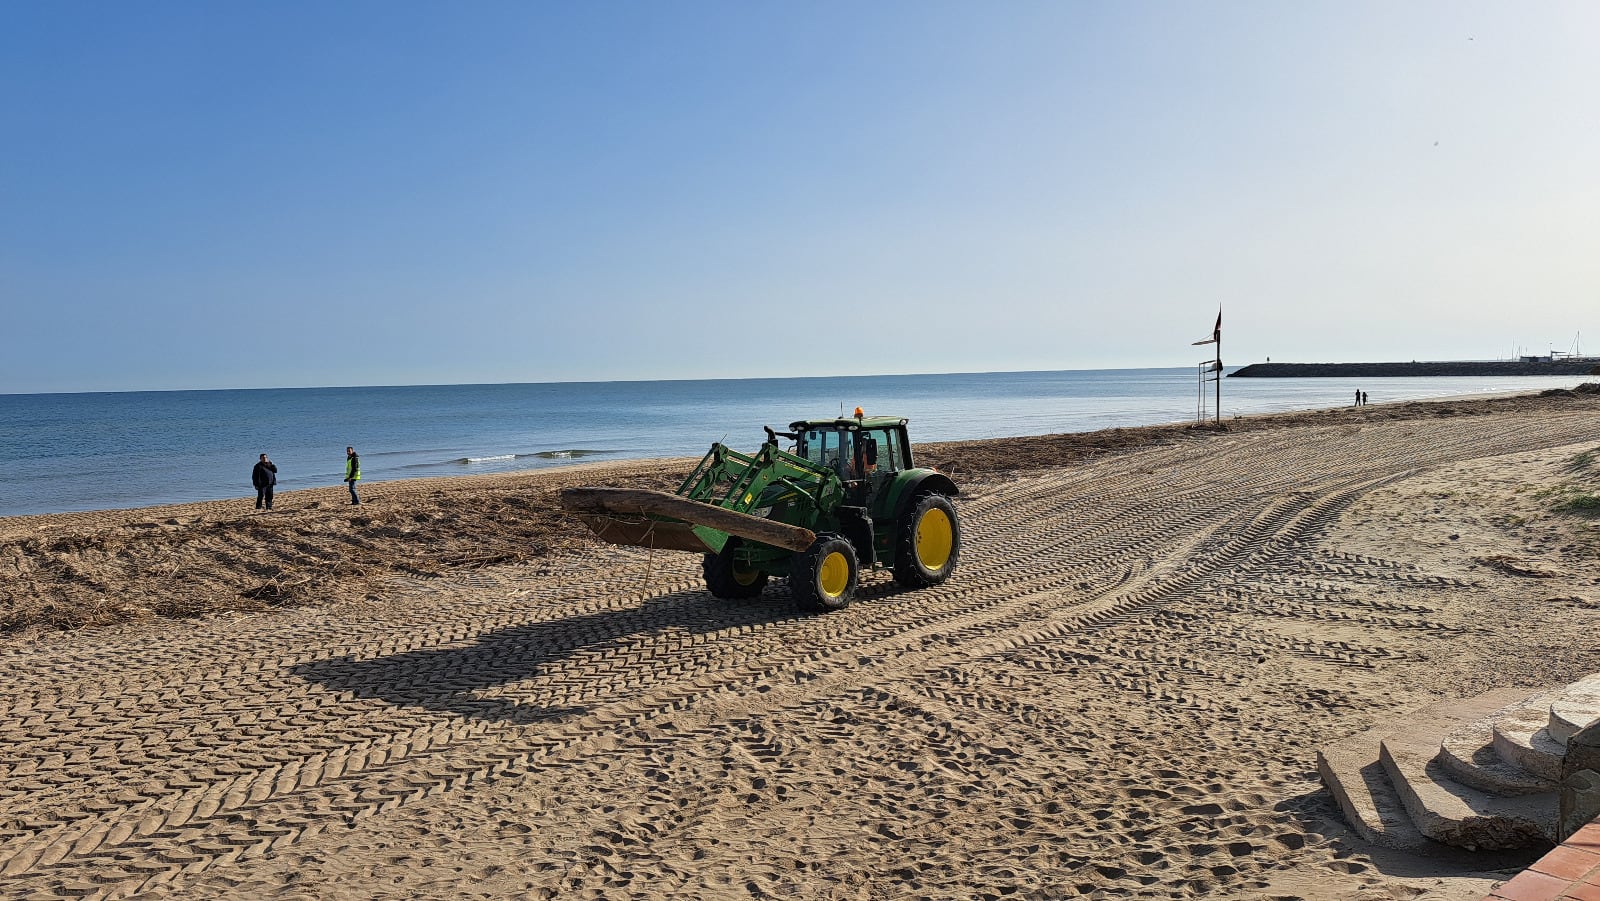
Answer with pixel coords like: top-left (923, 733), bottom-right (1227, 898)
top-left (798, 426), bottom-right (902, 482)
top-left (798, 428), bottom-right (850, 479)
top-left (860, 428), bottom-right (901, 474)
top-left (857, 428), bottom-right (902, 500)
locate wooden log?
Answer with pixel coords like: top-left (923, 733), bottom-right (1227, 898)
top-left (559, 487), bottom-right (816, 553)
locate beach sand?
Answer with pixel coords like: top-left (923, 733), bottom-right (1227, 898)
top-left (1, 389), bottom-right (1598, 899)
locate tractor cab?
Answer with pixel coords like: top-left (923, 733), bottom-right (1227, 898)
top-left (787, 415), bottom-right (911, 503)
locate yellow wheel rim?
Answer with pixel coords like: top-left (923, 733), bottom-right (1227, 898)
top-left (819, 550), bottom-right (851, 598)
top-left (733, 565), bottom-right (761, 587)
top-left (915, 508), bottom-right (953, 571)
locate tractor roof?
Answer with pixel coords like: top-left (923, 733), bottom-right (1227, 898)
top-left (789, 416), bottom-right (908, 431)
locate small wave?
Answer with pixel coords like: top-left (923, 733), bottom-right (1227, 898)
top-left (454, 454), bottom-right (517, 464)
top-left (398, 449), bottom-right (616, 471)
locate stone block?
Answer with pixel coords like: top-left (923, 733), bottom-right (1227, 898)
top-left (1559, 769), bottom-right (1600, 844)
top-left (1564, 720), bottom-right (1600, 778)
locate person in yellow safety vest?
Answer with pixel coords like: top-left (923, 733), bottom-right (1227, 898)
top-left (344, 446), bottom-right (362, 505)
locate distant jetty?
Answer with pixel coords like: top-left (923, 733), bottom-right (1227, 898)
top-left (1231, 360), bottom-right (1600, 378)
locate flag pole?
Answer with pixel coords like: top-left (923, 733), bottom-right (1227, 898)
top-left (1215, 318), bottom-right (1221, 424)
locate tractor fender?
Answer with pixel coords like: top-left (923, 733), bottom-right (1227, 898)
top-left (883, 469), bottom-right (960, 524)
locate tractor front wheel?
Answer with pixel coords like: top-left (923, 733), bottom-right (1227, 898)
top-left (702, 537), bottom-right (769, 599)
top-left (791, 534), bottom-right (858, 612)
top-left (893, 493), bottom-right (961, 588)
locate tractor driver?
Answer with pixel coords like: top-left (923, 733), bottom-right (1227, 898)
top-left (852, 435), bottom-right (878, 479)
top-left (833, 432), bottom-right (855, 482)
top-left (845, 435), bottom-right (882, 509)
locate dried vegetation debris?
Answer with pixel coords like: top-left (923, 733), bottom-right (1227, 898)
top-left (1541, 382), bottom-right (1600, 397)
top-left (1474, 555), bottom-right (1562, 579)
top-left (0, 482), bottom-right (660, 632)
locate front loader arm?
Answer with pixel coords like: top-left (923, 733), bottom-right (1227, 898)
top-left (679, 443), bottom-right (843, 517)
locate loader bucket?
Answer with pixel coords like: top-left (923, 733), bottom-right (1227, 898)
top-left (574, 514), bottom-right (718, 554)
top-left (559, 487), bottom-right (816, 553)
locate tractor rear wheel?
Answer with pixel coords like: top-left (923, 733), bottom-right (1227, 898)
top-left (893, 493), bottom-right (960, 588)
top-left (791, 534), bottom-right (858, 612)
top-left (702, 537), bottom-right (769, 599)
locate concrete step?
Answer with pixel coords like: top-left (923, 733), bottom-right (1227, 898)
top-left (1383, 731), bottom-right (1557, 850)
top-left (1437, 720), bottom-right (1557, 797)
top-left (1491, 691), bottom-right (1569, 782)
top-left (1547, 674), bottom-right (1600, 747)
top-left (1371, 687), bottom-right (1557, 851)
top-left (1317, 725), bottom-right (1437, 851)
top-left (1317, 687), bottom-right (1532, 850)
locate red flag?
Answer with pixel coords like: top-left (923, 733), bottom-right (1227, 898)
top-left (1191, 310), bottom-right (1221, 346)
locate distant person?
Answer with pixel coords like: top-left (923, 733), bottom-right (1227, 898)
top-left (1355, 389), bottom-right (1361, 406)
top-left (252, 454), bottom-right (277, 511)
top-left (1362, 390), bottom-right (1369, 406)
top-left (344, 446), bottom-right (362, 505)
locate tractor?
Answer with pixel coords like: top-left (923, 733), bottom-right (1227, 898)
top-left (560, 412), bottom-right (960, 611)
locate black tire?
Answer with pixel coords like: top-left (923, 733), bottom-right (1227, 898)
top-left (790, 534), bottom-right (858, 612)
top-left (702, 537), bottom-right (769, 599)
top-left (893, 493), bottom-right (961, 588)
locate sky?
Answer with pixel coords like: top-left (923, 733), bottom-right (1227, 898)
top-left (2, 1), bottom-right (1597, 394)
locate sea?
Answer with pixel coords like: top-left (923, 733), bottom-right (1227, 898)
top-left (1, 368), bottom-right (1593, 518)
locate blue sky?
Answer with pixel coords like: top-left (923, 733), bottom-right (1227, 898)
top-left (2, 1), bottom-right (1596, 393)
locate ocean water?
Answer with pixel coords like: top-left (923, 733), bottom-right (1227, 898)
top-left (1, 368), bottom-right (1592, 517)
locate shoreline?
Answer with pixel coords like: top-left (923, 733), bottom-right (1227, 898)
top-left (6, 382), bottom-right (1591, 528)
top-left (0, 455), bottom-right (699, 538)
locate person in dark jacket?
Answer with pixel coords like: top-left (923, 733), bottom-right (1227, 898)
top-left (344, 446), bottom-right (361, 505)
top-left (252, 454), bottom-right (278, 511)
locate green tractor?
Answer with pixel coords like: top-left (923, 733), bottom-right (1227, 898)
top-left (561, 413), bottom-right (960, 611)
